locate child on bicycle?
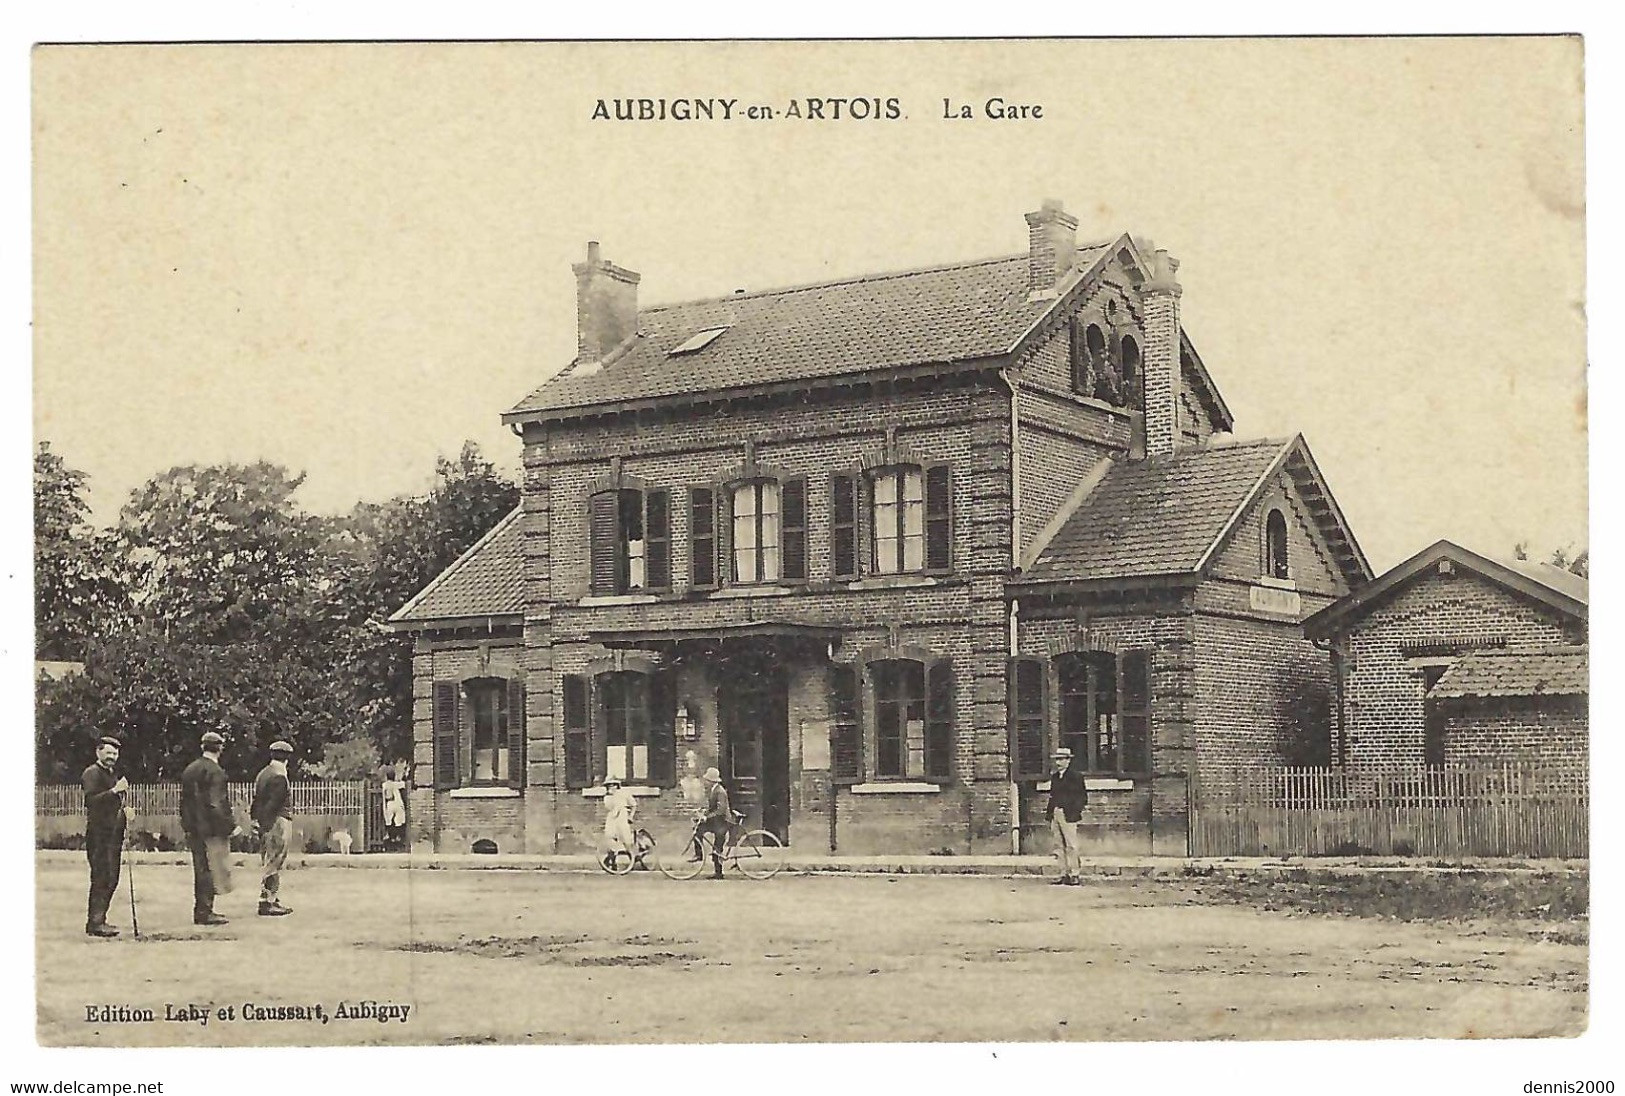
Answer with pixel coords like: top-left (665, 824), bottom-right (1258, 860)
top-left (601, 775), bottom-right (637, 871)
top-left (695, 767), bottom-right (732, 880)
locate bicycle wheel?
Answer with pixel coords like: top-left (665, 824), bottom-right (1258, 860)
top-left (601, 848), bottom-right (635, 876)
top-left (731, 829), bottom-right (785, 880)
top-left (656, 828), bottom-right (711, 880)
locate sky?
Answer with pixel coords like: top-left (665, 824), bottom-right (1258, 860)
top-left (32, 38), bottom-right (1586, 574)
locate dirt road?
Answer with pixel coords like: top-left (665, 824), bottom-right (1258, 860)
top-left (36, 858), bottom-right (1585, 1045)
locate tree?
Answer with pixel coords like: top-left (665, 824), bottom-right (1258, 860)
top-left (326, 441), bottom-right (520, 762)
top-left (110, 462), bottom-right (325, 644)
top-left (34, 443), bottom-right (119, 659)
top-left (34, 442), bottom-right (520, 782)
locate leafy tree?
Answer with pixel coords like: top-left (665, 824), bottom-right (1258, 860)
top-left (33, 443), bottom-right (119, 659)
top-left (328, 442), bottom-right (519, 762)
top-left (35, 442), bottom-right (519, 782)
top-left (109, 462), bottom-right (324, 645)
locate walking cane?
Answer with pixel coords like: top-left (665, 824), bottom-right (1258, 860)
top-left (124, 824), bottom-right (141, 939)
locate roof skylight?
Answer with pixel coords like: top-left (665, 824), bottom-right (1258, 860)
top-left (669, 326), bottom-right (729, 355)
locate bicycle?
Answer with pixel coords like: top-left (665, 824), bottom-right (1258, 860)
top-left (653, 811), bottom-right (785, 880)
top-left (599, 827), bottom-right (657, 876)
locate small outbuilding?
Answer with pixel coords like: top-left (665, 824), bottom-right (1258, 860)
top-left (1303, 540), bottom-right (1587, 780)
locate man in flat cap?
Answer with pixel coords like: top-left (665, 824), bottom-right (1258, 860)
top-left (1046, 746), bottom-right (1087, 886)
top-left (180, 731), bottom-right (237, 925)
top-left (81, 734), bottom-right (132, 937)
top-left (251, 741), bottom-right (295, 916)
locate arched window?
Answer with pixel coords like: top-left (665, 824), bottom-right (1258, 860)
top-left (430, 675), bottom-right (526, 790)
top-left (1069, 318), bottom-right (1109, 397)
top-left (1265, 508), bottom-right (1290, 580)
top-left (1119, 333), bottom-right (1142, 408)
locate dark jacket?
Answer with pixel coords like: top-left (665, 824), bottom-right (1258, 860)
top-left (704, 782), bottom-right (732, 823)
top-left (1046, 764), bottom-right (1087, 823)
top-left (82, 761), bottom-right (127, 839)
top-left (251, 764), bottom-right (292, 831)
top-left (180, 755), bottom-right (234, 839)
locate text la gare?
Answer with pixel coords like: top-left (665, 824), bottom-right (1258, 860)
top-left (943, 97), bottom-right (1044, 120)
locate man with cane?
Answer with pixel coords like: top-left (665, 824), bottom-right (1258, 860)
top-left (81, 734), bottom-right (132, 937)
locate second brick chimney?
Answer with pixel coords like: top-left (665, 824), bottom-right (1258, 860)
top-left (1140, 245), bottom-right (1183, 459)
top-left (572, 241), bottom-right (640, 363)
top-left (1024, 199), bottom-right (1079, 298)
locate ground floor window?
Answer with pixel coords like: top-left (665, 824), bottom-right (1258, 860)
top-left (868, 657), bottom-right (953, 781)
top-left (561, 670), bottom-right (675, 788)
top-left (431, 675), bottom-right (526, 789)
top-left (1055, 650), bottom-right (1152, 775)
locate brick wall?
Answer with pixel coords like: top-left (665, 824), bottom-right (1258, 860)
top-left (1335, 571), bottom-right (1584, 769)
top-left (1192, 613), bottom-right (1334, 792)
top-left (1439, 699), bottom-right (1587, 780)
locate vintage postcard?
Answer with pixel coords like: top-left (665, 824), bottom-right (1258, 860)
top-left (28, 36), bottom-right (1591, 1071)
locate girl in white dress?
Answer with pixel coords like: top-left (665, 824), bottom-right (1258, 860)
top-left (601, 776), bottom-right (637, 869)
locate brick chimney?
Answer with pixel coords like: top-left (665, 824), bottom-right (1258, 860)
top-left (1140, 246), bottom-right (1182, 459)
top-left (1024, 199), bottom-right (1079, 297)
top-left (572, 241), bottom-right (640, 363)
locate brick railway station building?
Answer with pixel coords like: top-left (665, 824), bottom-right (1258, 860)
top-left (390, 201), bottom-right (1373, 856)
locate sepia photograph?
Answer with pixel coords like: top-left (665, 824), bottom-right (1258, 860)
top-left (19, 29), bottom-right (1603, 1081)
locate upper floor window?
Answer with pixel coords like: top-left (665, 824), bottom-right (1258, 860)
top-left (1070, 318), bottom-right (1109, 397)
top-left (730, 480), bottom-right (782, 583)
top-left (696, 475), bottom-right (807, 587)
top-left (1265, 508), bottom-right (1289, 580)
top-left (872, 468), bottom-right (924, 575)
top-left (431, 676), bottom-right (526, 790)
top-left (868, 465), bottom-right (952, 576)
top-left (589, 487), bottom-right (669, 595)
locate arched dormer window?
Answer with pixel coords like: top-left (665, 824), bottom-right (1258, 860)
top-left (1265, 508), bottom-right (1290, 580)
top-left (1069, 317), bottom-right (1109, 397)
top-left (1119, 333), bottom-right (1142, 409)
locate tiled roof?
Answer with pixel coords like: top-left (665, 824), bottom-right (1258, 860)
top-left (1500, 556), bottom-right (1589, 606)
top-left (1304, 540), bottom-right (1587, 640)
top-left (1430, 645), bottom-right (1589, 699)
top-left (1019, 437), bottom-right (1291, 583)
top-left (507, 246), bottom-right (1114, 417)
top-left (388, 508), bottom-right (525, 625)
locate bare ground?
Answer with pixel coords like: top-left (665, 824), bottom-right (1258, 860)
top-left (36, 857), bottom-right (1587, 1046)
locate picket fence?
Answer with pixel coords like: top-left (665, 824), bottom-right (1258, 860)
top-left (1191, 764), bottom-right (1588, 859)
top-left (36, 781), bottom-right (372, 852)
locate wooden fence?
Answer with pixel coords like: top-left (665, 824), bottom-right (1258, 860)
top-left (37, 781), bottom-right (371, 852)
top-left (1191, 764), bottom-right (1588, 858)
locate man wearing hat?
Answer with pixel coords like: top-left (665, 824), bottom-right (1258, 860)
top-left (1046, 746), bottom-right (1087, 886)
top-left (81, 734), bottom-right (132, 937)
top-left (250, 741), bottom-right (296, 916)
top-left (695, 767), bottom-right (732, 880)
top-left (180, 731), bottom-right (237, 925)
